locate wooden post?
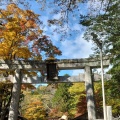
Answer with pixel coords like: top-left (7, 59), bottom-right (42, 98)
top-left (8, 69), bottom-right (21, 120)
top-left (85, 66), bottom-right (96, 120)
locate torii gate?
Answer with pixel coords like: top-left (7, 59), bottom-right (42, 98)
top-left (0, 57), bottom-right (110, 120)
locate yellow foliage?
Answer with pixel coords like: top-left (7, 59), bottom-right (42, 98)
top-left (13, 47), bottom-right (31, 59)
top-left (69, 82), bottom-right (101, 94)
top-left (1, 10), bottom-right (12, 16)
top-left (69, 82), bottom-right (101, 95)
top-left (38, 29), bottom-right (43, 34)
top-left (0, 3), bottom-right (61, 61)
top-left (0, 3), bottom-right (43, 60)
top-left (23, 99), bottom-right (46, 120)
top-left (0, 43), bottom-right (10, 55)
top-left (69, 83), bottom-right (85, 94)
top-left (7, 3), bottom-right (17, 12)
top-left (0, 14), bottom-right (3, 19)
top-left (68, 82), bottom-right (102, 115)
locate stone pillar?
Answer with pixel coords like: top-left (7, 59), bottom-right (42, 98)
top-left (85, 66), bottom-right (96, 120)
top-left (8, 69), bottom-right (21, 120)
top-left (107, 106), bottom-right (112, 120)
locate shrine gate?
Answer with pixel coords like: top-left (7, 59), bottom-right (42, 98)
top-left (0, 56), bottom-right (110, 120)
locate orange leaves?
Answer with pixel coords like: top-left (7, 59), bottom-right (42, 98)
top-left (25, 19), bottom-right (37, 28)
top-left (0, 4), bottom-right (39, 60)
top-left (25, 20), bottom-right (34, 28)
top-left (53, 47), bottom-right (62, 55)
top-left (23, 98), bottom-right (46, 120)
top-left (3, 31), bottom-right (16, 40)
top-left (0, 3), bottom-right (61, 61)
top-left (26, 35), bottom-right (38, 42)
top-left (25, 10), bottom-right (39, 19)
top-left (0, 14), bottom-right (2, 19)
top-left (21, 84), bottom-right (36, 90)
top-left (38, 29), bottom-right (43, 34)
top-left (20, 21), bottom-right (26, 31)
top-left (27, 31), bottom-right (38, 41)
top-left (0, 9), bottom-right (12, 17)
top-left (25, 10), bottom-right (34, 17)
top-left (7, 3), bottom-right (18, 12)
top-left (33, 35), bottom-right (62, 57)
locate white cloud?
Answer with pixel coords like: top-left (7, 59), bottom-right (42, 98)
top-left (53, 13), bottom-right (61, 19)
top-left (59, 32), bottom-right (93, 59)
top-left (87, 0), bottom-right (108, 15)
top-left (71, 69), bottom-right (84, 76)
top-left (57, 33), bottom-right (94, 76)
top-left (72, 24), bottom-right (81, 31)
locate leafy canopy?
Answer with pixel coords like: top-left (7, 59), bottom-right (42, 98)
top-left (79, 0), bottom-right (120, 116)
top-left (52, 83), bottom-right (72, 113)
top-left (0, 3), bottom-right (61, 60)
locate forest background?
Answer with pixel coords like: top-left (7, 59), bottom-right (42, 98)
top-left (0, 0), bottom-right (119, 119)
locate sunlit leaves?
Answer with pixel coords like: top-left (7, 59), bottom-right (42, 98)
top-left (22, 91), bottom-right (46, 120)
top-left (0, 3), bottom-right (61, 60)
top-left (0, 4), bottom-right (35, 59)
top-left (12, 47), bottom-right (32, 59)
top-left (69, 82), bottom-right (103, 116)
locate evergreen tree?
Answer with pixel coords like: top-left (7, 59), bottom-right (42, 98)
top-left (80, 0), bottom-right (120, 116)
top-left (80, 0), bottom-right (120, 81)
top-left (52, 83), bottom-right (72, 113)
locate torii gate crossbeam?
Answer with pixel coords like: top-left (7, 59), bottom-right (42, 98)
top-left (0, 57), bottom-right (109, 70)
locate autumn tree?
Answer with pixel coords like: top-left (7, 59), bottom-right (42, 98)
top-left (23, 98), bottom-right (46, 120)
top-left (68, 83), bottom-right (86, 116)
top-left (0, 3), bottom-right (61, 78)
top-left (0, 3), bottom-right (61, 60)
top-left (0, 80), bottom-right (28, 120)
top-left (69, 82), bottom-right (103, 118)
top-left (69, 81), bottom-right (120, 118)
top-left (0, 3), bottom-right (61, 120)
top-left (21, 84), bottom-right (59, 119)
top-left (0, 0), bottom-right (88, 41)
top-left (52, 83), bottom-right (72, 116)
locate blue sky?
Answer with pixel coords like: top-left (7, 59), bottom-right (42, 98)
top-left (0, 0), bottom-right (111, 87)
top-left (0, 1), bottom-right (102, 76)
top-left (27, 1), bottom-right (94, 76)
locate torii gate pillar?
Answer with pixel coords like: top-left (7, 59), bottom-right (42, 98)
top-left (85, 66), bottom-right (96, 120)
top-left (8, 69), bottom-right (21, 120)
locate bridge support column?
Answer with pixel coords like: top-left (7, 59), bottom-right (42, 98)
top-left (8, 69), bottom-right (21, 120)
top-left (85, 66), bottom-right (96, 120)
